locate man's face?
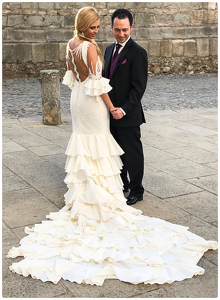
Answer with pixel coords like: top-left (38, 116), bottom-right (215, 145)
top-left (111, 17), bottom-right (133, 43)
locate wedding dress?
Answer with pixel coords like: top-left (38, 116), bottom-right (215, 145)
top-left (7, 38), bottom-right (217, 286)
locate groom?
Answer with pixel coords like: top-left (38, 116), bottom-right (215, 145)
top-left (103, 9), bottom-right (148, 205)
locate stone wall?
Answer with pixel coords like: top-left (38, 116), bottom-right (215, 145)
top-left (2, 2), bottom-right (218, 79)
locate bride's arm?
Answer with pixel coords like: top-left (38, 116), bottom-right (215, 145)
top-left (87, 44), bottom-right (115, 110)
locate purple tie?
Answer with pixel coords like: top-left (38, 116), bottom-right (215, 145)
top-left (113, 44), bottom-right (122, 61)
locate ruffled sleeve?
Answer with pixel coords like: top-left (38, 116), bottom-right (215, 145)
top-left (62, 70), bottom-right (75, 90)
top-left (84, 76), bottom-right (112, 96)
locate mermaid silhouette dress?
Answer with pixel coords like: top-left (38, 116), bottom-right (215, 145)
top-left (7, 38), bottom-right (217, 286)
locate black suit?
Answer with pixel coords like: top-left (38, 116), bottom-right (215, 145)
top-left (103, 38), bottom-right (148, 198)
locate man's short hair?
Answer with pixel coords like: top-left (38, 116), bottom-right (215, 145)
top-left (111, 9), bottom-right (133, 26)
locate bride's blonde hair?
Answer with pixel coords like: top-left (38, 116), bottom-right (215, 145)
top-left (74, 6), bottom-right (104, 66)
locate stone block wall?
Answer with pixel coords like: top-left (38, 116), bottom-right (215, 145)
top-left (2, 2), bottom-right (218, 79)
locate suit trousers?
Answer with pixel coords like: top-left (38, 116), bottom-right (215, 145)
top-left (110, 124), bottom-right (144, 198)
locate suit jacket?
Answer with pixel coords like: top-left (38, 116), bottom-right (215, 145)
top-left (103, 38), bottom-right (148, 127)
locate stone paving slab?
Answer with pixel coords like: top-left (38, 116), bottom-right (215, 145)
top-left (2, 107), bottom-right (218, 298)
top-left (187, 175), bottom-right (218, 195)
top-left (2, 141), bottom-right (26, 153)
top-left (135, 192), bottom-right (189, 221)
top-left (143, 171), bottom-right (202, 198)
top-left (2, 174), bottom-right (30, 193)
top-left (148, 158), bottom-right (217, 180)
top-left (166, 191), bottom-right (218, 223)
top-left (28, 144), bottom-right (65, 156)
top-left (43, 154), bottom-right (67, 169)
top-left (2, 166), bottom-right (15, 177)
top-left (165, 146), bottom-right (218, 164)
top-left (143, 144), bottom-right (178, 163)
top-left (3, 188), bottom-right (60, 228)
top-left (12, 135), bottom-right (53, 148)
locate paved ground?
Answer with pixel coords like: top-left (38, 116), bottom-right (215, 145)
top-left (2, 73), bottom-right (218, 118)
top-left (2, 106), bottom-right (218, 298)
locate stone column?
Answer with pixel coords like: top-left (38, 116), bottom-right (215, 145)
top-left (40, 70), bottom-right (61, 125)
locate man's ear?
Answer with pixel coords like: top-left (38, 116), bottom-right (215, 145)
top-left (130, 25), bottom-right (134, 30)
top-left (111, 24), bottom-right (113, 29)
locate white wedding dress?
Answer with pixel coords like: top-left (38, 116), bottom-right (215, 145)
top-left (7, 39), bottom-right (217, 286)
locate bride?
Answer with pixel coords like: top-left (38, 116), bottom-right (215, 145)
top-left (7, 7), bottom-right (217, 286)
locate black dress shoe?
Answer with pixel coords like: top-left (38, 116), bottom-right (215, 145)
top-left (126, 195), bottom-right (143, 205)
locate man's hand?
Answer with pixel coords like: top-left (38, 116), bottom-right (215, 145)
top-left (110, 107), bottom-right (124, 120)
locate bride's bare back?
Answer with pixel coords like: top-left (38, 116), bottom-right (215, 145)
top-left (67, 37), bottom-right (101, 83)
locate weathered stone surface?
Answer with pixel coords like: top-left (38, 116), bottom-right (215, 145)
top-left (46, 29), bottom-right (65, 42)
top-left (40, 70), bottom-right (61, 125)
top-left (172, 27), bottom-right (186, 38)
top-left (185, 26), bottom-right (200, 38)
top-left (208, 2), bottom-right (217, 10)
top-left (47, 10), bottom-right (58, 16)
top-left (59, 43), bottom-right (67, 61)
top-left (148, 40), bottom-right (160, 57)
top-left (210, 38), bottom-right (218, 56)
top-left (199, 25), bottom-right (212, 36)
top-left (20, 2), bottom-right (38, 10)
top-left (161, 27), bottom-right (174, 39)
top-left (38, 3), bottom-right (55, 11)
top-left (161, 40), bottom-right (172, 57)
top-left (25, 16), bottom-right (43, 27)
top-left (197, 38), bottom-right (209, 57)
top-left (8, 15), bottom-right (24, 27)
top-left (137, 41), bottom-right (148, 52)
top-left (54, 2), bottom-right (74, 10)
top-left (64, 15), bottom-right (75, 27)
top-left (191, 10), bottom-right (205, 24)
top-left (134, 13), bottom-right (154, 27)
top-left (172, 40), bottom-right (184, 57)
top-left (107, 2), bottom-right (124, 9)
top-left (8, 2), bottom-right (21, 9)
top-left (208, 10), bottom-right (218, 24)
top-left (23, 30), bottom-right (46, 42)
top-left (16, 43), bottom-right (32, 62)
top-left (184, 39), bottom-right (197, 57)
top-left (102, 42), bottom-right (113, 55)
top-left (32, 44), bottom-right (45, 63)
top-left (4, 28), bottom-right (24, 42)
top-left (57, 10), bottom-right (71, 16)
top-left (146, 2), bottom-right (163, 9)
top-left (149, 28), bottom-right (162, 40)
top-left (156, 14), bottom-right (174, 24)
top-left (180, 2), bottom-right (192, 9)
top-left (2, 16), bottom-right (7, 27)
top-left (45, 15), bottom-right (64, 27)
top-left (45, 43), bottom-right (60, 62)
top-left (210, 25), bottom-right (218, 37)
top-left (94, 2), bottom-right (107, 9)
top-left (64, 30), bottom-right (74, 41)
top-left (163, 2), bottom-right (180, 10)
top-left (135, 28), bottom-right (149, 40)
top-left (174, 13), bottom-right (191, 24)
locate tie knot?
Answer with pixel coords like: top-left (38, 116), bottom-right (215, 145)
top-left (116, 43), bottom-right (122, 50)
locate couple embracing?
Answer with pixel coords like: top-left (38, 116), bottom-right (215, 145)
top-left (7, 6), bottom-right (217, 287)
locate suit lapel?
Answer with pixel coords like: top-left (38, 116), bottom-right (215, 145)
top-left (105, 44), bottom-right (115, 77)
top-left (111, 38), bottom-right (133, 78)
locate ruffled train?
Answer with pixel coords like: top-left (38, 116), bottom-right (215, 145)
top-left (7, 132), bottom-right (218, 286)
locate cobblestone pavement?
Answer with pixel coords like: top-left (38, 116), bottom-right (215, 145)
top-left (2, 73), bottom-right (217, 119)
